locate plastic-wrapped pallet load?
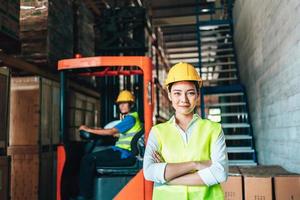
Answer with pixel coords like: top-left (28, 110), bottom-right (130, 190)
top-left (19, 0), bottom-right (74, 71)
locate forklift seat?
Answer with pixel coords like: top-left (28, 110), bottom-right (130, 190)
top-left (95, 127), bottom-right (145, 175)
top-left (92, 127), bottom-right (145, 199)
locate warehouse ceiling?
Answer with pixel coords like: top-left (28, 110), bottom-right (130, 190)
top-left (150, 0), bottom-right (219, 66)
top-left (86, 0), bottom-right (216, 26)
top-left (85, 0), bottom-right (220, 65)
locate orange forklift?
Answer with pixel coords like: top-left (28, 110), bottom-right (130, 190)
top-left (57, 56), bottom-right (154, 200)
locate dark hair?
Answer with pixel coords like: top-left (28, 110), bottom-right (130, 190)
top-left (168, 81), bottom-right (200, 94)
top-left (117, 101), bottom-right (134, 106)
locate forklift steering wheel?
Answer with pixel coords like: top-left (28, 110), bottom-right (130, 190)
top-left (79, 130), bottom-right (93, 140)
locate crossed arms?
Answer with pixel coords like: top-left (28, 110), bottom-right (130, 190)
top-left (143, 129), bottom-right (228, 186)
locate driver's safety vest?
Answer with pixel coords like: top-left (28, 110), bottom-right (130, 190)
top-left (152, 118), bottom-right (224, 200)
top-left (115, 112), bottom-right (142, 151)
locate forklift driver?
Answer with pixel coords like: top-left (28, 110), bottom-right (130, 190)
top-left (77, 90), bottom-right (143, 199)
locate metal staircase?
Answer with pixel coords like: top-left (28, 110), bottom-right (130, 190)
top-left (165, 0), bottom-right (257, 166)
top-left (203, 84), bottom-right (257, 166)
top-left (195, 1), bottom-right (257, 166)
top-left (197, 22), bottom-right (238, 86)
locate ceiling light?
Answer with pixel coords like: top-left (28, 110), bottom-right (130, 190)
top-left (20, 6), bottom-right (35, 10)
top-left (201, 9), bottom-right (210, 12)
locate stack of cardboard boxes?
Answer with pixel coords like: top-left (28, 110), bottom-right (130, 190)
top-left (0, 0), bottom-right (19, 39)
top-left (19, 0), bottom-right (74, 71)
top-left (0, 0), bottom-right (20, 53)
top-left (19, 0), bottom-right (95, 71)
top-left (76, 1), bottom-right (95, 57)
top-left (8, 76), bottom-right (100, 199)
top-left (221, 165), bottom-right (300, 200)
top-left (0, 67), bottom-right (10, 200)
top-left (8, 77), bottom-right (61, 200)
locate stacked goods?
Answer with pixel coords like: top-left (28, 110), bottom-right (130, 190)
top-left (68, 90), bottom-right (100, 141)
top-left (77, 1), bottom-right (95, 56)
top-left (274, 175), bottom-right (300, 200)
top-left (7, 146), bottom-right (57, 200)
top-left (8, 146), bottom-right (41, 200)
top-left (0, 156), bottom-right (9, 200)
top-left (239, 165), bottom-right (300, 200)
top-left (9, 76), bottom-right (101, 145)
top-left (0, 67), bottom-right (10, 200)
top-left (221, 166), bottom-right (300, 200)
top-left (95, 6), bottom-right (146, 55)
top-left (20, 0), bottom-right (73, 71)
top-left (8, 76), bottom-right (100, 198)
top-left (0, 67), bottom-right (10, 155)
top-left (221, 166), bottom-right (242, 200)
top-left (9, 77), bottom-right (60, 146)
top-left (0, 0), bottom-right (19, 39)
top-left (9, 77), bottom-right (60, 199)
top-left (153, 83), bottom-right (172, 122)
top-left (0, 0), bottom-right (20, 53)
top-left (240, 166), bottom-right (274, 200)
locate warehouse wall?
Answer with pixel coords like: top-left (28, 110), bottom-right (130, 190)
top-left (233, 0), bottom-right (300, 173)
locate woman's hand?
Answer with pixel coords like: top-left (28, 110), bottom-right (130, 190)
top-left (194, 160), bottom-right (212, 171)
top-left (153, 151), bottom-right (165, 163)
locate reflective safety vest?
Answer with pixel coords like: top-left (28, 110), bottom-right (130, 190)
top-left (115, 112), bottom-right (142, 151)
top-left (152, 118), bottom-right (224, 200)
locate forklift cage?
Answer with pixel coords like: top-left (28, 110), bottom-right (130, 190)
top-left (57, 56), bottom-right (154, 200)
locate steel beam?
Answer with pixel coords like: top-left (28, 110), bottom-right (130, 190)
top-left (0, 52), bottom-right (100, 98)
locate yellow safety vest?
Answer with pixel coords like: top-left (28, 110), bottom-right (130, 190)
top-left (152, 118), bottom-right (224, 200)
top-left (115, 112), bottom-right (142, 151)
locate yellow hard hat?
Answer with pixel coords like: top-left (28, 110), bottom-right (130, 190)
top-left (116, 90), bottom-right (135, 103)
top-left (164, 62), bottom-right (202, 87)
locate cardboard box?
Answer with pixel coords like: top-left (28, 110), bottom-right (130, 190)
top-left (0, 67), bottom-right (10, 154)
top-left (240, 166), bottom-right (275, 200)
top-left (244, 176), bottom-right (272, 200)
top-left (0, 156), bottom-right (9, 200)
top-left (240, 165), bottom-right (300, 200)
top-left (9, 77), bottom-right (59, 146)
top-left (274, 176), bottom-right (300, 200)
top-left (239, 165), bottom-right (289, 176)
top-left (8, 145), bottom-right (56, 200)
top-left (221, 166), bottom-right (243, 200)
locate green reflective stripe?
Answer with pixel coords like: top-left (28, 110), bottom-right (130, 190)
top-left (118, 138), bottom-right (132, 142)
top-left (120, 132), bottom-right (136, 138)
top-left (115, 141), bottom-right (131, 145)
top-left (116, 137), bottom-right (132, 143)
top-left (123, 132), bottom-right (136, 137)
